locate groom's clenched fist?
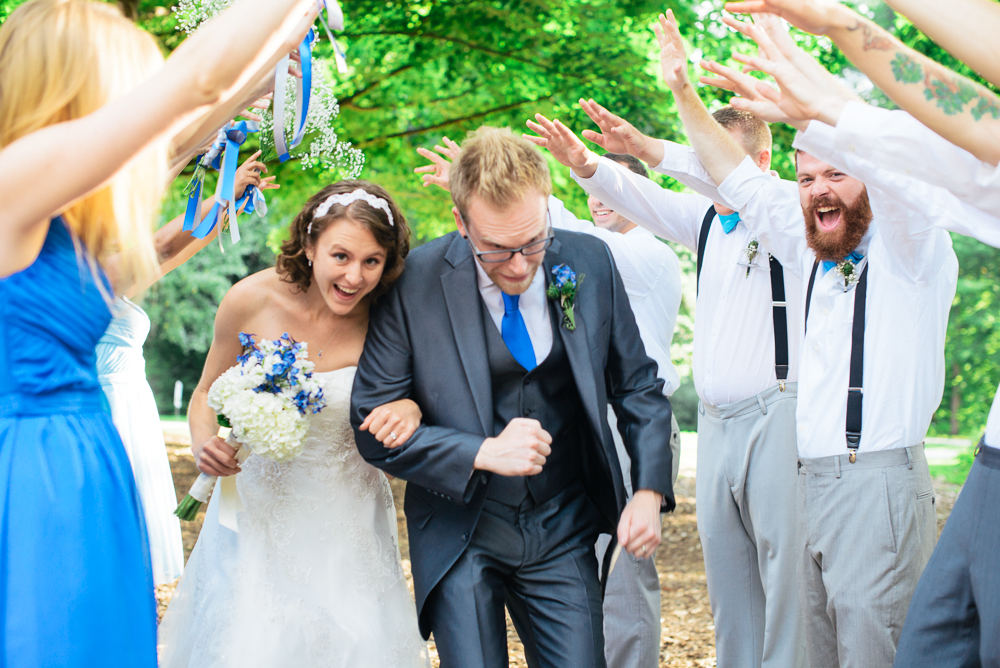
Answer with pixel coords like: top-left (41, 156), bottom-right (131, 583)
top-left (474, 418), bottom-right (553, 477)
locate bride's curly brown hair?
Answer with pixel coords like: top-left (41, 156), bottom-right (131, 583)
top-left (276, 180), bottom-right (409, 300)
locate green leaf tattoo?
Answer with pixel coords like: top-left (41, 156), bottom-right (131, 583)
top-left (891, 53), bottom-right (922, 84)
top-left (971, 96), bottom-right (1000, 121)
top-left (924, 77), bottom-right (979, 116)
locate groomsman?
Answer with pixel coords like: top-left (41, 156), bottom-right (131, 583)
top-left (650, 8), bottom-right (959, 659)
top-left (690, 15), bottom-right (1000, 664)
top-left (415, 143), bottom-right (684, 668)
top-left (526, 105), bottom-right (807, 668)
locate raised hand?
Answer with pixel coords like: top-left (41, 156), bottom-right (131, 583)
top-left (617, 489), bottom-right (664, 558)
top-left (360, 398), bottom-right (423, 448)
top-left (724, 0), bottom-right (844, 36)
top-left (578, 99), bottom-right (662, 165)
top-left (414, 136), bottom-right (461, 192)
top-left (474, 418), bottom-right (553, 477)
top-left (234, 150), bottom-right (278, 195)
top-left (524, 113), bottom-right (600, 178)
top-left (654, 9), bottom-right (692, 91)
top-left (700, 16), bottom-right (852, 129)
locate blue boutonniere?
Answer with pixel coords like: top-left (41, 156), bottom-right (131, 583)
top-left (546, 264), bottom-right (583, 331)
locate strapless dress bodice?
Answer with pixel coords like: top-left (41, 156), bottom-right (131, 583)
top-left (0, 220), bottom-right (112, 415)
top-left (97, 297), bottom-right (151, 378)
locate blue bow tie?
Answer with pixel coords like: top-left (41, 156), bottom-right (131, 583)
top-left (718, 211), bottom-right (741, 234)
top-left (822, 251), bottom-right (865, 273)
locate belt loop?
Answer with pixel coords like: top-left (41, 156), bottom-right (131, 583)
top-left (835, 455), bottom-right (842, 479)
top-left (906, 447), bottom-right (913, 470)
top-left (757, 393), bottom-right (767, 416)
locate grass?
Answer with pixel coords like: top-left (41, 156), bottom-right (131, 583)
top-left (929, 445), bottom-right (977, 486)
top-left (159, 414), bottom-right (188, 422)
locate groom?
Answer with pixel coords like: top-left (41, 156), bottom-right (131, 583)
top-left (351, 126), bottom-right (675, 668)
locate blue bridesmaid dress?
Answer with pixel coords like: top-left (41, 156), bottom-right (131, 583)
top-left (0, 220), bottom-right (156, 666)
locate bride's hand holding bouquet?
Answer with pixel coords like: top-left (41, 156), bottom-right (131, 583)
top-left (176, 332), bottom-right (326, 521)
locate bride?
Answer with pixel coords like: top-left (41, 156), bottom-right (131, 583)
top-left (158, 181), bottom-right (429, 667)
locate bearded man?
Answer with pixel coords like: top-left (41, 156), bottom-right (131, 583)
top-left (675, 111), bottom-right (958, 668)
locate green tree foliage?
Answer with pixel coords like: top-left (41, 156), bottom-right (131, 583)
top-left (1, 0), bottom-right (996, 434)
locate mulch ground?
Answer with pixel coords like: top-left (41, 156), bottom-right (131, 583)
top-left (160, 438), bottom-right (961, 667)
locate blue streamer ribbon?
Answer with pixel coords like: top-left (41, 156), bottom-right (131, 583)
top-left (182, 129), bottom-right (229, 232)
top-left (275, 30), bottom-right (315, 163)
top-left (190, 120), bottom-right (259, 242)
top-left (235, 184), bottom-right (268, 217)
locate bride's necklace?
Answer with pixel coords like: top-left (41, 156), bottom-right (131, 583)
top-left (316, 314), bottom-right (348, 358)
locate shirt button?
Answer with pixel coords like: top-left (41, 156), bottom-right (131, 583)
top-left (462, 532), bottom-right (469, 542)
top-left (524, 408), bottom-right (534, 416)
top-left (823, 308), bottom-right (830, 315)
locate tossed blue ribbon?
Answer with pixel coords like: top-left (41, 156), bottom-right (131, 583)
top-left (316, 0), bottom-right (348, 74)
top-left (274, 30), bottom-right (315, 163)
top-left (182, 129), bottom-right (229, 232)
top-left (235, 184), bottom-right (268, 217)
top-left (190, 120), bottom-right (259, 242)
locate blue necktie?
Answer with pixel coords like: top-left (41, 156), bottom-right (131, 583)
top-left (501, 293), bottom-right (537, 371)
top-left (822, 251), bottom-right (865, 273)
top-left (718, 211), bottom-right (741, 234)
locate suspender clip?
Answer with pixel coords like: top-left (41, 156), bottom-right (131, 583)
top-left (779, 380), bottom-right (786, 392)
top-left (849, 449), bottom-right (857, 464)
top-left (846, 431), bottom-right (861, 463)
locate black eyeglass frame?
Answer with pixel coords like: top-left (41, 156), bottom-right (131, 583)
top-left (459, 209), bottom-right (555, 263)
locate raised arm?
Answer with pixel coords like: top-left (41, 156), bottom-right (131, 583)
top-left (885, 0), bottom-right (1000, 91)
top-left (523, 112), bottom-right (711, 249)
top-left (652, 10), bottom-right (749, 186)
top-left (725, 0), bottom-right (1000, 165)
top-left (0, 0), bottom-right (317, 267)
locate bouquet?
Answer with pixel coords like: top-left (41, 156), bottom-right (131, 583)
top-left (174, 332), bottom-right (327, 521)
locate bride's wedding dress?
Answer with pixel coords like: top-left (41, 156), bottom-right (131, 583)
top-left (158, 367), bottom-right (429, 667)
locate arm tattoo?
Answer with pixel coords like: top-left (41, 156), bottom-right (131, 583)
top-left (846, 19), bottom-right (893, 51)
top-left (891, 52), bottom-right (1000, 120)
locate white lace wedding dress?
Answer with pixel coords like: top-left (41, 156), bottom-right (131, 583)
top-left (158, 367), bottom-right (429, 668)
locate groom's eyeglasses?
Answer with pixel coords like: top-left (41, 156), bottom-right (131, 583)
top-left (461, 210), bottom-right (555, 263)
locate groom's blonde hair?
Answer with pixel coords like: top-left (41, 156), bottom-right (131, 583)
top-left (449, 126), bottom-right (552, 216)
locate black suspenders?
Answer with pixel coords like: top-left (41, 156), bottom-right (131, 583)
top-left (805, 260), bottom-right (870, 462)
top-left (696, 206), bottom-right (789, 389)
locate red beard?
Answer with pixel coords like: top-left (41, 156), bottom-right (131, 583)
top-left (803, 189), bottom-right (873, 262)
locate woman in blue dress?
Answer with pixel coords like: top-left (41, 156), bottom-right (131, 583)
top-left (0, 0), bottom-right (320, 665)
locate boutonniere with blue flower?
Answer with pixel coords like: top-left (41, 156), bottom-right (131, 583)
top-left (547, 264), bottom-right (583, 331)
top-left (836, 260), bottom-right (860, 292)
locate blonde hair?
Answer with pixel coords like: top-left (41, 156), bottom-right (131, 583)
top-left (0, 0), bottom-right (167, 286)
top-left (449, 126), bottom-right (552, 216)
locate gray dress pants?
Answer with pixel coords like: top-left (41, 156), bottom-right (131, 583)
top-left (594, 408), bottom-right (681, 668)
top-left (893, 441), bottom-right (1000, 668)
top-left (696, 383), bottom-right (806, 668)
top-left (798, 445), bottom-right (937, 668)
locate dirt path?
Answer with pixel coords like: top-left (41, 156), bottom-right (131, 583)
top-left (162, 441), bottom-right (961, 667)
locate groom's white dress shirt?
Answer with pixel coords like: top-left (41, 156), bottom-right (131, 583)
top-left (820, 101), bottom-right (1000, 449)
top-left (718, 121), bottom-right (959, 460)
top-left (548, 196), bottom-right (682, 396)
top-left (475, 258), bottom-right (553, 364)
top-left (571, 146), bottom-right (803, 407)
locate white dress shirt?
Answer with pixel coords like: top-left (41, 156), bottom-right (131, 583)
top-left (833, 100), bottom-right (1000, 227)
top-left (475, 260), bottom-right (553, 364)
top-left (719, 123), bottom-right (959, 459)
top-left (824, 101), bottom-right (1000, 448)
top-left (547, 195), bottom-right (682, 395)
top-left (571, 146), bottom-right (803, 407)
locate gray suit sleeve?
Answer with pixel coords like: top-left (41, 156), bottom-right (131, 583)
top-left (350, 285), bottom-right (484, 502)
top-left (601, 245), bottom-right (676, 511)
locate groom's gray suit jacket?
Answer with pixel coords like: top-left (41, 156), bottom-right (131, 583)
top-left (350, 229), bottom-right (675, 637)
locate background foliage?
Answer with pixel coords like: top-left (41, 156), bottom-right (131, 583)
top-left (1, 0), bottom-right (996, 435)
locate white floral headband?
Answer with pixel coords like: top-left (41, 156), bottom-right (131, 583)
top-left (307, 188), bottom-right (395, 235)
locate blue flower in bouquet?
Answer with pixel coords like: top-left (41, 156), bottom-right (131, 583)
top-left (546, 264), bottom-right (583, 331)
